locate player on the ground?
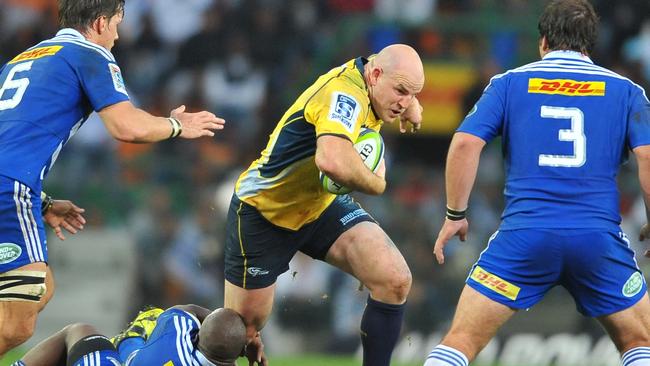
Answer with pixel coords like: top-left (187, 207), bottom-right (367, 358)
top-left (0, 0), bottom-right (225, 355)
top-left (12, 323), bottom-right (120, 366)
top-left (114, 305), bottom-right (247, 366)
top-left (224, 43), bottom-right (424, 366)
top-left (425, 1), bottom-right (650, 365)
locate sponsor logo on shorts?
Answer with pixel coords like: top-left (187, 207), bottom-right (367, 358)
top-left (339, 209), bottom-right (366, 226)
top-left (470, 266), bottom-right (520, 300)
top-left (247, 267), bottom-right (270, 277)
top-left (9, 46), bottom-right (63, 64)
top-left (328, 92), bottom-right (360, 132)
top-left (528, 78), bottom-right (605, 96)
top-left (622, 272), bottom-right (644, 298)
top-left (0, 243), bottom-right (22, 264)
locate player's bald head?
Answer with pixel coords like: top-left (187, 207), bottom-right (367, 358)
top-left (372, 44), bottom-right (425, 93)
top-left (197, 308), bottom-right (247, 366)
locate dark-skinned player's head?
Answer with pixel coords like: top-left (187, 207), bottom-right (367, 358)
top-left (197, 308), bottom-right (247, 366)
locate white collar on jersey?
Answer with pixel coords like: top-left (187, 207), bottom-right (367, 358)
top-left (543, 50), bottom-right (594, 64)
top-left (195, 350), bottom-right (218, 366)
top-left (55, 28), bottom-right (85, 39)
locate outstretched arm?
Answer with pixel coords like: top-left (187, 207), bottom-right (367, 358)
top-left (433, 132), bottom-right (486, 264)
top-left (98, 102), bottom-right (225, 143)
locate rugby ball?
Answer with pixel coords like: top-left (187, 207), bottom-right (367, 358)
top-left (320, 128), bottom-right (385, 195)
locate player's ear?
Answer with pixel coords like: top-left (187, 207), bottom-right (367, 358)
top-left (93, 15), bottom-right (107, 34)
top-left (369, 66), bottom-right (382, 86)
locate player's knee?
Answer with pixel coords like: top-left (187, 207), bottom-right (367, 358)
top-left (385, 268), bottom-right (412, 302)
top-left (38, 283), bottom-right (54, 312)
top-left (0, 317), bottom-right (36, 349)
top-left (616, 330), bottom-right (650, 353)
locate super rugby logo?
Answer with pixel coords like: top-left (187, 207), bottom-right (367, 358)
top-left (328, 93), bottom-right (360, 133)
top-left (109, 63), bottom-right (128, 96)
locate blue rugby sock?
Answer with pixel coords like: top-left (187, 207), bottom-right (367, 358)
top-left (424, 345), bottom-right (469, 366)
top-left (360, 296), bottom-right (405, 366)
top-left (622, 347), bottom-right (650, 366)
top-left (117, 336), bottom-right (145, 363)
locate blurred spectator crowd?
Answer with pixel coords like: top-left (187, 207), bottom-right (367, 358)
top-left (1, 0), bottom-right (650, 354)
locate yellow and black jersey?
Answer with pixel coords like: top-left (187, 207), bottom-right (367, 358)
top-left (235, 57), bottom-right (383, 230)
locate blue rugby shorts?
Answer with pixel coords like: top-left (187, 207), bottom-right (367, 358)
top-left (0, 176), bottom-right (47, 272)
top-left (466, 228), bottom-right (646, 317)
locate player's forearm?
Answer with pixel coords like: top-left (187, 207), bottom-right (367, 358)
top-left (315, 139), bottom-right (385, 195)
top-left (99, 101), bottom-right (177, 143)
top-left (445, 132), bottom-right (485, 210)
top-left (334, 160), bottom-right (386, 195)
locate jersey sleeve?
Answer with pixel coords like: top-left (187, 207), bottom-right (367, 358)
top-left (627, 86), bottom-right (650, 149)
top-left (456, 75), bottom-right (507, 143)
top-left (72, 49), bottom-right (130, 112)
top-left (305, 81), bottom-right (366, 142)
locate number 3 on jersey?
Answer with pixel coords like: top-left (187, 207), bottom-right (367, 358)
top-left (0, 61), bottom-right (33, 111)
top-left (538, 105), bottom-right (586, 168)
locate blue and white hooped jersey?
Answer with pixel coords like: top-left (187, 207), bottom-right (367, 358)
top-left (459, 50), bottom-right (650, 230)
top-left (0, 28), bottom-right (129, 192)
top-left (126, 308), bottom-right (215, 366)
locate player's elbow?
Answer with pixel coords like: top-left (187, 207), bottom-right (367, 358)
top-left (315, 149), bottom-right (343, 179)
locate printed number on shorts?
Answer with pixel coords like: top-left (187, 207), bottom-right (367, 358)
top-left (0, 61), bottom-right (33, 111)
top-left (538, 105), bottom-right (586, 168)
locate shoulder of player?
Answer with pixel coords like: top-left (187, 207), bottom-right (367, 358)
top-left (166, 306), bottom-right (202, 325)
top-left (39, 31), bottom-right (116, 63)
top-left (311, 78), bottom-right (369, 109)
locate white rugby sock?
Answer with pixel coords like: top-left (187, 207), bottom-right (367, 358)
top-left (622, 347), bottom-right (650, 366)
top-left (424, 345), bottom-right (469, 366)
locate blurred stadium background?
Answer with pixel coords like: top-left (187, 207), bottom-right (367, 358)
top-left (1, 0), bottom-right (650, 365)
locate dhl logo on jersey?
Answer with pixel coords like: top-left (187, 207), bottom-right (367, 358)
top-left (470, 266), bottom-right (520, 300)
top-left (528, 78), bottom-right (605, 96)
top-left (9, 46), bottom-right (63, 64)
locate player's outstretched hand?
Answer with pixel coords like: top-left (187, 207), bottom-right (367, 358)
top-left (640, 223), bottom-right (650, 257)
top-left (244, 332), bottom-right (268, 366)
top-left (170, 105), bottom-right (225, 138)
top-left (433, 218), bottom-right (468, 265)
top-left (44, 200), bottom-right (86, 240)
top-left (400, 97), bottom-right (423, 133)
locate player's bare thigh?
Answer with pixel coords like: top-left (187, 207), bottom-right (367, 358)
top-left (0, 262), bottom-right (53, 353)
top-left (325, 221), bottom-right (411, 304)
top-left (224, 280), bottom-right (276, 337)
top-left (441, 285), bottom-right (516, 361)
top-left (598, 292), bottom-right (650, 353)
